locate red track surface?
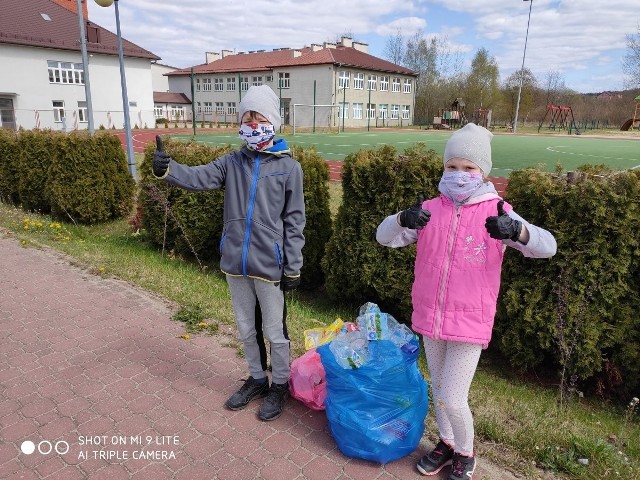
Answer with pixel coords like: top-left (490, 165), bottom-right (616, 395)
top-left (116, 129), bottom-right (507, 195)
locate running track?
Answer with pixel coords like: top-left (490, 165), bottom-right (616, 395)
top-left (116, 129), bottom-right (507, 195)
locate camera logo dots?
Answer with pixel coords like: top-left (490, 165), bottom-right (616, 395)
top-left (20, 440), bottom-right (69, 455)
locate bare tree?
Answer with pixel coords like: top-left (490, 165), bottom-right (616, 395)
top-left (622, 25), bottom-right (640, 90)
top-left (384, 29), bottom-right (405, 66)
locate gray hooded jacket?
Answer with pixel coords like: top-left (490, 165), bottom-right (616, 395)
top-left (162, 142), bottom-right (305, 282)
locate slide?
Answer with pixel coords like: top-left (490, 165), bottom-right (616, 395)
top-left (620, 118), bottom-right (634, 131)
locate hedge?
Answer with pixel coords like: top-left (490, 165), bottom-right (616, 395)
top-left (1, 129), bottom-right (135, 224)
top-left (322, 143), bottom-right (441, 321)
top-left (138, 139), bottom-right (332, 289)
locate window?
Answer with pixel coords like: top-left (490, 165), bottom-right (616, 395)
top-left (339, 102), bottom-right (349, 119)
top-left (227, 77), bottom-right (236, 91)
top-left (170, 105), bottom-right (181, 119)
top-left (215, 102), bottom-right (224, 114)
top-left (47, 61), bottom-right (84, 85)
top-left (196, 79), bottom-right (201, 92)
top-left (339, 71), bottom-right (350, 89)
top-left (203, 102), bottom-right (213, 113)
top-left (379, 76), bottom-right (389, 91)
top-left (392, 77), bottom-right (401, 92)
top-left (240, 77), bottom-right (249, 91)
top-left (77, 101), bottom-right (87, 123)
top-left (202, 78), bottom-right (212, 91)
top-left (196, 102), bottom-right (202, 113)
top-left (367, 75), bottom-right (377, 91)
top-left (129, 101), bottom-right (137, 108)
top-left (278, 72), bottom-right (290, 89)
top-left (402, 105), bottom-right (410, 120)
top-left (391, 104), bottom-right (400, 119)
top-left (266, 75), bottom-right (273, 82)
top-left (353, 103), bottom-right (363, 119)
top-left (353, 73), bottom-right (364, 90)
top-left (154, 106), bottom-right (164, 118)
top-left (86, 25), bottom-right (100, 43)
top-left (252, 76), bottom-right (263, 87)
top-left (227, 102), bottom-right (237, 114)
top-left (214, 78), bottom-right (224, 91)
top-left (403, 79), bottom-right (412, 94)
top-left (52, 101), bottom-right (64, 122)
top-left (378, 104), bottom-right (388, 119)
top-left (367, 103), bottom-right (376, 119)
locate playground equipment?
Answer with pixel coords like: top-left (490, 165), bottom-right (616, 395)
top-left (433, 98), bottom-right (467, 129)
top-left (538, 104), bottom-right (580, 134)
top-left (471, 109), bottom-right (492, 128)
top-left (620, 95), bottom-right (640, 131)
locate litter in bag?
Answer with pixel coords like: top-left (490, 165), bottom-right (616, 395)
top-left (289, 348), bottom-right (326, 410)
top-left (318, 338), bottom-right (428, 464)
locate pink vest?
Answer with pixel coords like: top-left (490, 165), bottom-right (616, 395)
top-left (411, 195), bottom-right (511, 346)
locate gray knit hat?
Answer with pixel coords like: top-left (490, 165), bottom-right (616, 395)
top-left (443, 123), bottom-right (493, 176)
top-left (238, 85), bottom-right (282, 131)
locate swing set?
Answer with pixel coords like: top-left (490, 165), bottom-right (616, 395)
top-left (538, 104), bottom-right (580, 134)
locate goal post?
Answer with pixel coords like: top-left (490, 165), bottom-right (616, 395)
top-left (292, 104), bottom-right (341, 135)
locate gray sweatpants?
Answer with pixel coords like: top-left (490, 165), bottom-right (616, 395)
top-left (226, 275), bottom-right (290, 385)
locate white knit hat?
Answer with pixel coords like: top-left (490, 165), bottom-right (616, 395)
top-left (443, 123), bottom-right (493, 176)
top-left (238, 85), bottom-right (282, 131)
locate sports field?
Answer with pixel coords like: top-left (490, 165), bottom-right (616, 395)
top-left (169, 130), bottom-right (640, 175)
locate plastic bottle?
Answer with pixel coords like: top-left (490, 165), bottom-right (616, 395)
top-left (388, 322), bottom-right (416, 348)
top-left (329, 331), bottom-right (369, 369)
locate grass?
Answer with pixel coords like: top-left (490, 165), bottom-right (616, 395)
top-left (165, 126), bottom-right (640, 176)
top-left (2, 179), bottom-right (639, 480)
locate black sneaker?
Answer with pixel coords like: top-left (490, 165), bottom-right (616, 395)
top-left (417, 439), bottom-right (454, 475)
top-left (448, 453), bottom-right (476, 480)
top-left (225, 376), bottom-right (269, 411)
top-left (258, 381), bottom-right (290, 421)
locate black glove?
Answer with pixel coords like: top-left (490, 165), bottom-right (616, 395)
top-left (153, 135), bottom-right (171, 177)
top-left (485, 200), bottom-right (522, 241)
top-left (280, 274), bottom-right (301, 291)
top-left (399, 196), bottom-right (431, 230)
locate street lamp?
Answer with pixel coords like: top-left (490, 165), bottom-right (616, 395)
top-left (77, 0), bottom-right (94, 133)
top-left (513, 0), bottom-right (533, 134)
top-left (94, 0), bottom-right (136, 179)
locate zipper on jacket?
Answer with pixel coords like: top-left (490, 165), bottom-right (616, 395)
top-left (434, 204), bottom-right (461, 339)
top-left (241, 155), bottom-right (261, 276)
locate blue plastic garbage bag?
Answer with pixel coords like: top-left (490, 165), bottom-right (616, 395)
top-left (317, 338), bottom-right (428, 464)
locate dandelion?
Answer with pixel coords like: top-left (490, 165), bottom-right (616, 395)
top-left (98, 266), bottom-right (106, 273)
top-left (197, 322), bottom-right (209, 328)
top-left (178, 334), bottom-right (191, 340)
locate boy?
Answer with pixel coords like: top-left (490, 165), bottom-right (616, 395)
top-left (153, 85), bottom-right (305, 421)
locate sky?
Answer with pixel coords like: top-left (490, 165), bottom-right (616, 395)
top-left (86, 0), bottom-right (640, 94)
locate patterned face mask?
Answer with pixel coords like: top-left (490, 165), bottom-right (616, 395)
top-left (238, 123), bottom-right (275, 151)
top-left (438, 171), bottom-right (484, 203)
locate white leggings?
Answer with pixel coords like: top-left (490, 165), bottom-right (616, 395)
top-left (423, 337), bottom-right (483, 456)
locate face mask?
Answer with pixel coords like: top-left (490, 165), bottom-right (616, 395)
top-left (238, 123), bottom-right (275, 151)
top-left (438, 171), bottom-right (484, 203)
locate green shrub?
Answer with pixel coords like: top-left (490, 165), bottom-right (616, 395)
top-left (139, 140), bottom-right (333, 288)
top-left (17, 130), bottom-right (61, 213)
top-left (291, 145), bottom-right (332, 290)
top-left (46, 132), bottom-right (134, 224)
top-left (495, 166), bottom-right (640, 400)
top-left (322, 143), bottom-right (441, 320)
top-left (0, 129), bottom-right (20, 204)
top-left (138, 138), bottom-right (231, 260)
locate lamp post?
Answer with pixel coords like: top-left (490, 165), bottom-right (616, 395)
top-left (340, 85), bottom-right (346, 133)
top-left (513, 0), bottom-right (533, 134)
top-left (94, 0), bottom-right (136, 179)
top-left (77, 0), bottom-right (94, 133)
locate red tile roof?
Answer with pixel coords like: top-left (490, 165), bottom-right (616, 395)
top-left (153, 92), bottom-right (191, 104)
top-left (0, 0), bottom-right (159, 61)
top-left (167, 45), bottom-right (416, 77)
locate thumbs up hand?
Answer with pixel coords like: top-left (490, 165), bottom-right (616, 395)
top-left (485, 200), bottom-right (522, 241)
top-left (152, 135), bottom-right (171, 177)
top-left (399, 196), bottom-right (431, 230)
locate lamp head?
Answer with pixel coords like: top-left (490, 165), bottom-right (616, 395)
top-left (95, 0), bottom-right (114, 7)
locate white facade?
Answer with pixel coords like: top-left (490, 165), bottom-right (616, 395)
top-left (0, 43), bottom-right (156, 131)
top-left (151, 63), bottom-right (175, 92)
